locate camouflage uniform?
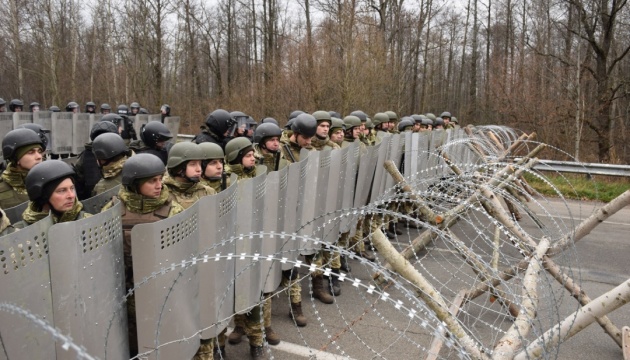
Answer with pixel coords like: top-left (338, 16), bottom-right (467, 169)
top-left (91, 155), bottom-right (128, 196)
top-left (129, 139), bottom-right (169, 165)
top-left (311, 136), bottom-right (340, 151)
top-left (0, 208), bottom-right (15, 236)
top-left (17, 198), bottom-right (91, 227)
top-left (202, 175), bottom-right (231, 194)
top-left (163, 175), bottom-right (215, 208)
top-left (0, 165), bottom-right (30, 209)
top-left (253, 144), bottom-right (289, 173)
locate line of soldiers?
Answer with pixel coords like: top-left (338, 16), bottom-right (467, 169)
top-left (0, 98), bottom-right (171, 119)
top-left (0, 107), bottom-right (459, 360)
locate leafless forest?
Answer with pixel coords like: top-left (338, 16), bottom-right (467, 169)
top-left (1, 0), bottom-right (629, 163)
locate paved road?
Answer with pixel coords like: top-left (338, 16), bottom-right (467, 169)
top-left (219, 197), bottom-right (629, 360)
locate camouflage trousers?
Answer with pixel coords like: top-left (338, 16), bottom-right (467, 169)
top-left (232, 304), bottom-right (264, 346)
top-left (263, 295), bottom-right (272, 327)
top-left (312, 246), bottom-right (341, 276)
top-left (339, 218), bottom-right (366, 253)
top-left (280, 269), bottom-right (302, 304)
top-left (193, 338), bottom-right (214, 360)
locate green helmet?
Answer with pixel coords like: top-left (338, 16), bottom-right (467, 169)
top-left (198, 142), bottom-right (224, 160)
top-left (350, 110), bottom-right (368, 122)
top-left (425, 113), bottom-right (437, 121)
top-left (451, 116), bottom-right (458, 124)
top-left (440, 111), bottom-right (452, 119)
top-left (365, 117), bottom-right (374, 129)
top-left (385, 111), bottom-right (398, 122)
top-left (343, 115), bottom-right (362, 130)
top-left (398, 118), bottom-right (414, 132)
top-left (330, 117), bottom-right (345, 132)
top-left (312, 110), bottom-right (332, 124)
top-left (225, 137), bottom-right (254, 164)
top-left (372, 113), bottom-right (390, 127)
top-left (167, 142), bottom-right (204, 169)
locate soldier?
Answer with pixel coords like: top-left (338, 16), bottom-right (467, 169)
top-left (385, 110), bottom-right (399, 133)
top-left (73, 120), bottom-right (121, 200)
top-left (117, 104), bottom-right (129, 116)
top-left (311, 111), bottom-right (341, 151)
top-left (49, 106), bottom-right (61, 112)
top-left (451, 116), bottom-right (459, 127)
top-left (419, 116), bottom-right (433, 132)
top-left (101, 154), bottom-right (184, 358)
top-left (100, 103), bottom-right (112, 114)
top-left (139, 108), bottom-right (149, 114)
top-left (85, 102), bottom-right (96, 114)
top-left (66, 101), bottom-right (79, 113)
top-left (29, 102), bottom-right (41, 112)
top-left (160, 104), bottom-right (171, 123)
top-left (0, 98), bottom-right (5, 112)
top-left (193, 109), bottom-right (237, 150)
top-left (223, 137), bottom-right (269, 359)
top-left (9, 99), bottom-right (24, 112)
top-left (350, 110), bottom-right (370, 145)
top-left (17, 123), bottom-right (50, 151)
top-left (117, 107), bottom-right (138, 144)
top-left (364, 117), bottom-right (378, 145)
top-left (329, 117), bottom-right (345, 146)
top-left (440, 111), bottom-right (454, 129)
top-left (20, 161), bottom-right (91, 226)
top-left (246, 116), bottom-right (257, 139)
top-left (425, 113), bottom-right (437, 123)
top-left (164, 142), bottom-right (216, 207)
top-left (433, 117), bottom-right (445, 130)
top-left (280, 113), bottom-right (316, 163)
top-left (129, 102), bottom-right (141, 116)
top-left (199, 142), bottom-right (229, 193)
top-left (129, 121), bottom-right (173, 165)
top-left (372, 112), bottom-right (391, 140)
top-left (0, 128), bottom-right (45, 208)
top-left (398, 117), bottom-right (415, 132)
top-left (91, 132), bottom-right (131, 196)
top-left (260, 117), bottom-right (278, 125)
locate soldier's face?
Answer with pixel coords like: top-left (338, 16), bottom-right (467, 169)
top-left (351, 127), bottom-right (361, 139)
top-left (48, 178), bottom-right (76, 213)
top-left (242, 150), bottom-right (256, 168)
top-left (139, 175), bottom-right (163, 198)
top-left (296, 134), bottom-right (312, 148)
top-left (204, 159), bottom-right (223, 178)
top-left (102, 109), bottom-right (111, 114)
top-left (185, 160), bottom-right (202, 180)
top-left (330, 129), bottom-right (344, 143)
top-left (316, 122), bottom-right (330, 138)
top-left (0, 105), bottom-right (5, 112)
top-left (17, 147), bottom-right (44, 170)
top-left (443, 117), bottom-right (450, 124)
top-left (32, 106), bottom-right (40, 112)
top-left (264, 137), bottom-right (280, 152)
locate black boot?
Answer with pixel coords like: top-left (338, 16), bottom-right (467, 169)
top-left (340, 255), bottom-right (351, 272)
top-left (328, 269), bottom-right (341, 296)
top-left (389, 222), bottom-right (402, 235)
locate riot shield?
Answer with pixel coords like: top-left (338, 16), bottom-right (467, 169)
top-left (89, 114), bottom-right (102, 135)
top-left (260, 169), bottom-right (284, 293)
top-left (370, 141), bottom-right (389, 203)
top-left (296, 150), bottom-right (319, 256)
top-left (339, 142), bottom-right (360, 234)
top-left (234, 166), bottom-right (267, 313)
top-left (131, 203), bottom-right (201, 360)
top-left (148, 114), bottom-right (162, 123)
top-left (72, 113), bottom-right (91, 154)
top-left (0, 113), bottom-right (14, 156)
top-left (164, 116), bottom-right (180, 144)
top-left (133, 115), bottom-right (150, 140)
top-left (321, 147), bottom-right (344, 245)
top-left (354, 144), bottom-right (378, 209)
top-left (311, 149), bottom-right (331, 244)
top-left (0, 217), bottom-right (55, 360)
top-left (404, 132), bottom-right (419, 180)
top-left (4, 200), bottom-right (28, 224)
top-left (281, 162), bottom-right (300, 270)
top-left (82, 185), bottom-right (121, 214)
top-left (197, 174), bottom-right (237, 339)
top-left (13, 111), bottom-right (32, 128)
top-left (383, 134), bottom-right (404, 191)
top-left (48, 201), bottom-right (128, 360)
top-left (51, 112), bottom-right (74, 155)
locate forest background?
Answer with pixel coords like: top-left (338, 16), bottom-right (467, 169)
top-left (1, 0), bottom-right (629, 163)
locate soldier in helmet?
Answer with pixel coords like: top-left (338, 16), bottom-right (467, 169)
top-left (19, 161), bottom-right (91, 226)
top-left (433, 117), bottom-right (445, 130)
top-left (398, 117), bottom-right (415, 133)
top-left (364, 117), bottom-right (378, 145)
top-left (100, 103), bottom-right (112, 114)
top-left (164, 142), bottom-right (215, 208)
top-left (101, 154), bottom-right (184, 357)
top-left (9, 99), bottom-right (24, 112)
top-left (129, 102), bottom-right (141, 116)
top-left (385, 110), bottom-right (399, 134)
top-left (311, 111), bottom-right (340, 151)
top-left (260, 117), bottom-right (278, 126)
top-left (0, 128), bottom-right (45, 208)
top-left (420, 116), bottom-right (433, 132)
top-left (193, 109), bottom-right (237, 150)
top-left (160, 104), bottom-right (171, 123)
top-left (66, 101), bottom-right (79, 113)
top-left (451, 116), bottom-right (459, 128)
top-left (17, 123), bottom-right (50, 151)
top-left (0, 98), bottom-right (6, 112)
top-left (198, 142), bottom-right (229, 193)
top-left (91, 133), bottom-right (131, 196)
top-left (350, 110), bottom-right (370, 145)
top-left (372, 112), bottom-right (392, 140)
top-left (329, 117), bottom-right (345, 146)
top-left (73, 120), bottom-right (121, 199)
top-left (49, 106), bottom-right (61, 112)
top-left (280, 113), bottom-right (316, 163)
top-left (29, 102), bottom-right (41, 112)
top-left (129, 121), bottom-right (173, 165)
top-left (440, 111), bottom-right (454, 129)
top-left (85, 102), bottom-right (96, 114)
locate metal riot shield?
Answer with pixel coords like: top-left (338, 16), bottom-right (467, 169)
top-left (0, 217), bottom-right (55, 360)
top-left (72, 113), bottom-right (91, 154)
top-left (426, 130), bottom-right (444, 178)
top-left (48, 201), bottom-right (128, 360)
top-left (260, 169), bottom-right (284, 293)
top-left (311, 149), bottom-right (331, 243)
top-left (296, 150), bottom-right (319, 256)
top-left (164, 117), bottom-right (181, 144)
top-left (148, 114), bottom-right (162, 122)
top-left (339, 142), bottom-right (360, 234)
top-left (33, 111), bottom-right (53, 153)
top-left (354, 144), bottom-right (378, 209)
top-left (13, 111), bottom-right (32, 128)
top-left (370, 140), bottom-right (389, 203)
top-left (234, 166), bottom-right (267, 314)
top-left (133, 115), bottom-right (150, 141)
top-left (0, 113), bottom-right (14, 156)
top-left (197, 174), bottom-right (237, 339)
top-left (82, 185), bottom-right (121, 214)
top-left (321, 147), bottom-right (344, 245)
top-left (383, 133), bottom-right (404, 191)
top-left (281, 162), bottom-right (300, 270)
top-left (131, 204), bottom-right (200, 360)
top-left (51, 112), bottom-right (74, 155)
top-left (4, 201), bottom-right (28, 224)
top-left (89, 114), bottom-right (102, 134)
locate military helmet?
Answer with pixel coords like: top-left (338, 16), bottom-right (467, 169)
top-left (398, 117), bottom-right (415, 132)
top-left (421, 117), bottom-right (434, 126)
top-left (284, 118), bottom-right (295, 130)
top-left (86, 101), bottom-right (96, 107)
top-left (101, 113), bottom-right (123, 126)
top-left (139, 108), bottom-right (148, 114)
top-left (411, 114), bottom-right (423, 123)
top-left (160, 104), bottom-right (171, 116)
top-left (440, 111), bottom-right (452, 119)
top-left (199, 142), bottom-right (224, 160)
top-left (0, 98), bottom-right (5, 106)
top-left (205, 109), bottom-right (236, 136)
top-left (90, 120), bottom-right (119, 141)
top-left (2, 128), bottom-right (44, 163)
top-left (261, 117), bottom-right (278, 125)
top-left (17, 123), bottom-right (50, 150)
top-left (425, 113), bottom-right (437, 121)
top-left (117, 104), bottom-right (129, 115)
top-left (330, 117), bottom-right (345, 132)
top-left (9, 99), bottom-right (24, 112)
top-left (350, 110), bottom-right (368, 122)
top-left (288, 110), bottom-right (304, 120)
top-left (49, 106), bottom-right (61, 112)
top-left (343, 115), bottom-right (362, 130)
top-left (385, 110), bottom-right (398, 122)
top-left (433, 117), bottom-right (445, 127)
top-left (141, 121), bottom-right (173, 148)
top-left (365, 117), bottom-right (375, 129)
top-left (225, 137), bottom-right (254, 164)
top-left (65, 101), bottom-right (79, 112)
top-left (121, 153), bottom-right (165, 187)
top-left (451, 116), bottom-right (458, 124)
top-left (254, 123), bottom-right (282, 144)
top-left (312, 110), bottom-right (332, 124)
top-left (291, 113), bottom-right (318, 137)
top-left (372, 112), bottom-right (390, 127)
top-left (25, 160), bottom-right (75, 202)
top-left (29, 102), bottom-right (41, 111)
top-left (100, 103), bottom-right (111, 111)
top-left (328, 111), bottom-right (341, 119)
top-left (130, 102), bottom-right (140, 110)
top-left (92, 133), bottom-right (128, 160)
top-left (167, 142), bottom-right (204, 169)
top-left (230, 111), bottom-right (247, 119)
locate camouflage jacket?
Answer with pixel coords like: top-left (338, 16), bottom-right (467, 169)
top-left (129, 140), bottom-right (168, 165)
top-left (253, 145), bottom-right (289, 173)
top-left (0, 165), bottom-right (30, 209)
top-left (163, 176), bottom-right (215, 209)
top-left (201, 174), bottom-right (231, 193)
top-left (225, 164), bottom-right (258, 181)
top-left (311, 136), bottom-right (341, 151)
top-left (280, 139), bottom-right (312, 164)
top-left (91, 155), bottom-right (127, 196)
